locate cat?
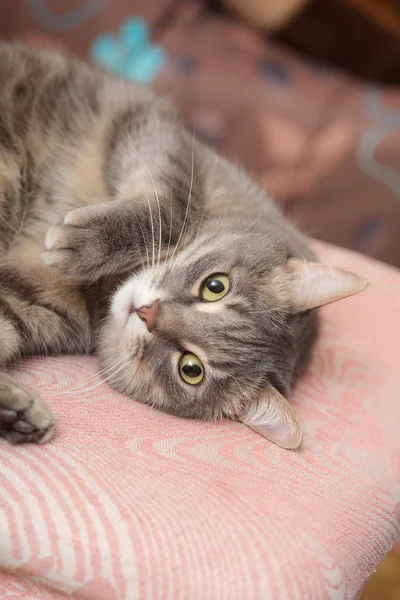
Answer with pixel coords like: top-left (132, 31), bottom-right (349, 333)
top-left (0, 43), bottom-right (367, 449)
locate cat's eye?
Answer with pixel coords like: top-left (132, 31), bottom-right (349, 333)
top-left (179, 353), bottom-right (204, 385)
top-left (201, 274), bottom-right (230, 302)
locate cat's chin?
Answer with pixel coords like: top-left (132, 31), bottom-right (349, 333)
top-left (98, 313), bottom-right (149, 372)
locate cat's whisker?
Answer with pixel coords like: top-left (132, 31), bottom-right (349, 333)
top-left (143, 188), bottom-right (156, 269)
top-left (135, 242), bottom-right (146, 272)
top-left (68, 355), bottom-right (133, 396)
top-left (182, 126), bottom-right (197, 241)
top-left (155, 117), bottom-right (163, 270)
top-left (131, 356), bottom-right (144, 383)
top-left (241, 214), bottom-right (263, 235)
top-left (103, 356), bottom-right (133, 385)
top-left (127, 144), bottom-right (157, 269)
top-left (166, 126), bottom-right (196, 272)
top-left (105, 349), bottom-right (142, 391)
top-left (94, 351), bottom-right (134, 381)
top-left (112, 364), bottom-right (138, 390)
top-left (157, 200), bottom-right (162, 270)
top-left (165, 182), bottom-right (174, 264)
top-left (61, 351), bottom-right (130, 394)
top-left (137, 143), bottom-right (162, 269)
top-left (154, 166), bottom-right (163, 269)
top-left (135, 215), bottom-right (150, 269)
top-left (193, 206), bottom-right (207, 245)
top-left (231, 375), bottom-right (250, 401)
top-left (241, 309), bottom-right (286, 315)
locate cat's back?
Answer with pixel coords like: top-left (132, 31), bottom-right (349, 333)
top-left (0, 43), bottom-right (104, 141)
top-left (0, 42), bottom-right (63, 82)
top-left (0, 45), bottom-right (114, 264)
top-left (0, 43), bottom-right (157, 135)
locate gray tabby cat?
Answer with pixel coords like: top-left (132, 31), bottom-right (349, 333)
top-left (0, 43), bottom-right (366, 449)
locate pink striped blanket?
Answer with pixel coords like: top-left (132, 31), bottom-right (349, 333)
top-left (1, 242), bottom-right (399, 599)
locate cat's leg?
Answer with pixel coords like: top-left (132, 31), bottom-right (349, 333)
top-left (0, 313), bottom-right (55, 444)
top-left (44, 119), bottom-right (205, 280)
top-left (0, 266), bottom-right (90, 443)
top-left (0, 372), bottom-right (55, 444)
top-left (43, 182), bottom-right (204, 280)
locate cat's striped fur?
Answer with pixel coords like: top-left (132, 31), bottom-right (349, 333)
top-left (0, 44), bottom-right (366, 448)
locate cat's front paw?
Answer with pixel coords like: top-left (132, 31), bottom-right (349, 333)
top-left (43, 204), bottom-right (136, 279)
top-left (43, 206), bottom-right (105, 278)
top-left (0, 376), bottom-right (55, 444)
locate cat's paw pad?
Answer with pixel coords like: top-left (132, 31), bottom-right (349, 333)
top-left (0, 381), bottom-right (55, 444)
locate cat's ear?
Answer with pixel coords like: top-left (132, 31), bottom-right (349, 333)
top-left (239, 386), bottom-right (302, 450)
top-left (283, 259), bottom-right (368, 311)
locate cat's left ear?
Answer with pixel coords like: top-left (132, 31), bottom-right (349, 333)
top-left (282, 259), bottom-right (368, 311)
top-left (239, 386), bottom-right (303, 450)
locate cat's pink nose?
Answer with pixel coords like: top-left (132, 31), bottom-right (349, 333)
top-left (137, 301), bottom-right (159, 331)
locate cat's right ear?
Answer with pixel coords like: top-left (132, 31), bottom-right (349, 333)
top-left (280, 260), bottom-right (368, 312)
top-left (238, 386), bottom-right (303, 450)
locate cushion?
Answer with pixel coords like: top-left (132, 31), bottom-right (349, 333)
top-left (1, 241), bottom-right (399, 600)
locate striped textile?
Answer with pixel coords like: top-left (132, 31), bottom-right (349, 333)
top-left (1, 241), bottom-right (400, 599)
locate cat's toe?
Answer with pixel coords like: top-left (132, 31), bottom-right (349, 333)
top-left (43, 225), bottom-right (93, 277)
top-left (1, 405), bottom-right (55, 444)
top-left (44, 224), bottom-right (71, 251)
top-left (43, 245), bottom-right (77, 274)
top-left (44, 224), bottom-right (84, 254)
top-left (63, 206), bottom-right (100, 227)
top-left (0, 381), bottom-right (56, 444)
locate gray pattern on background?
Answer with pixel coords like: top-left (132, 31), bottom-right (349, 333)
top-left (28, 0), bottom-right (108, 33)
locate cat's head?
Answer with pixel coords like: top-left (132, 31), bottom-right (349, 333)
top-left (99, 229), bottom-right (367, 449)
